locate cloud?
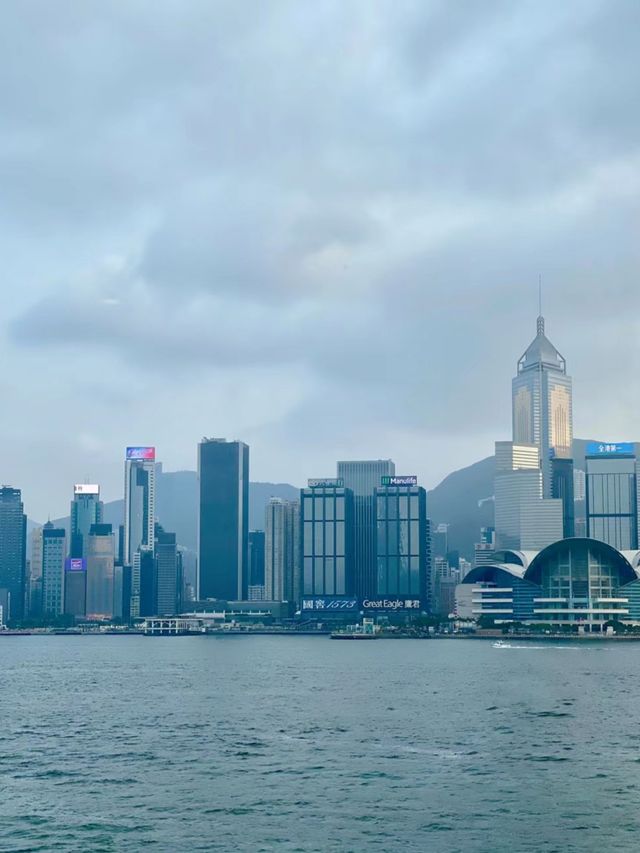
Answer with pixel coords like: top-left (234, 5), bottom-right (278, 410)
top-left (3, 0), bottom-right (640, 518)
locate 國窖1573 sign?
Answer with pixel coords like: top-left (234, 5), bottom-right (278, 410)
top-left (381, 475), bottom-right (418, 487)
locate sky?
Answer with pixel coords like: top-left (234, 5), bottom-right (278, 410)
top-left (2, 0), bottom-right (639, 521)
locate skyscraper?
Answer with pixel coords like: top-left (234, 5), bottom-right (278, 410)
top-left (123, 447), bottom-right (156, 567)
top-left (494, 441), bottom-right (563, 550)
top-left (41, 523), bottom-right (66, 617)
top-left (586, 442), bottom-right (638, 550)
top-left (198, 438), bottom-right (249, 601)
top-left (336, 459), bottom-right (395, 599)
top-left (300, 480), bottom-right (355, 600)
top-left (70, 484), bottom-right (103, 558)
top-left (155, 524), bottom-right (180, 615)
top-left (85, 523), bottom-right (115, 620)
top-left (374, 479), bottom-right (427, 603)
top-left (264, 498), bottom-right (299, 603)
top-left (512, 315), bottom-right (573, 497)
top-left (0, 486), bottom-right (27, 622)
top-left (248, 530), bottom-right (266, 600)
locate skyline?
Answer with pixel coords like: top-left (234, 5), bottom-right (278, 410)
top-left (2, 1), bottom-right (639, 520)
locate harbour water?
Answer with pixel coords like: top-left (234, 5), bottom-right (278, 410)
top-left (2, 636), bottom-right (640, 852)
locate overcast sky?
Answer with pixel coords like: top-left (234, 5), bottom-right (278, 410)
top-left (2, 0), bottom-right (639, 520)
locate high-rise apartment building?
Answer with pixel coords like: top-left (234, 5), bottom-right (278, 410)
top-left (85, 523), bottom-right (115, 620)
top-left (70, 484), bottom-right (103, 558)
top-left (0, 486), bottom-right (27, 622)
top-left (29, 525), bottom-right (44, 617)
top-left (586, 442), bottom-right (638, 550)
top-left (265, 499), bottom-right (299, 603)
top-left (512, 315), bottom-right (573, 497)
top-left (123, 447), bottom-right (156, 567)
top-left (300, 480), bottom-right (355, 598)
top-left (198, 438), bottom-right (249, 601)
top-left (336, 460), bottom-right (395, 599)
top-left (41, 523), bottom-right (66, 617)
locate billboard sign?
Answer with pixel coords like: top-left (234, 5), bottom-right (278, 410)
top-left (381, 475), bottom-right (418, 487)
top-left (126, 446), bottom-right (156, 460)
top-left (362, 597), bottom-right (422, 611)
top-left (301, 597), bottom-right (358, 611)
top-left (74, 484), bottom-right (100, 495)
top-left (307, 478), bottom-right (344, 488)
top-left (585, 442), bottom-right (635, 458)
top-left (65, 558), bottom-right (86, 573)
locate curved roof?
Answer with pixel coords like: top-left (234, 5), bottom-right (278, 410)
top-left (464, 538), bottom-right (640, 586)
top-left (517, 316), bottom-right (566, 375)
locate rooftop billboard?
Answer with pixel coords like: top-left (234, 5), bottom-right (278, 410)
top-left (126, 446), bottom-right (156, 460)
top-left (73, 484), bottom-right (100, 495)
top-left (65, 558), bottom-right (86, 573)
top-left (585, 442), bottom-right (635, 458)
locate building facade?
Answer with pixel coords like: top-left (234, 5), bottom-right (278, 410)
top-left (512, 315), bottom-right (573, 498)
top-left (265, 498), bottom-right (299, 603)
top-left (41, 523), bottom-right (66, 617)
top-left (198, 438), bottom-right (249, 601)
top-left (374, 480), bottom-right (427, 604)
top-left (70, 484), bottom-right (103, 558)
top-left (586, 442), bottom-right (638, 551)
top-left (85, 523), bottom-right (115, 620)
top-left (300, 480), bottom-right (355, 599)
top-left (336, 460), bottom-right (395, 600)
top-left (123, 447), bottom-right (156, 567)
top-left (0, 486), bottom-right (27, 622)
top-left (461, 538), bottom-right (640, 629)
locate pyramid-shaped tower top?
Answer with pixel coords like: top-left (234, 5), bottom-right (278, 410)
top-left (517, 315), bottom-right (567, 374)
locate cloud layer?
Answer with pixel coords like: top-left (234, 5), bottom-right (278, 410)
top-left (3, 0), bottom-right (640, 519)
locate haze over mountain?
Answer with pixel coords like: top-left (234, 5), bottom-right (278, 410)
top-left (41, 438), bottom-right (606, 562)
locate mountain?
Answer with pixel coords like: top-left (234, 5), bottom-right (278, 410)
top-left (427, 456), bottom-right (495, 561)
top-left (37, 437), bottom-right (621, 562)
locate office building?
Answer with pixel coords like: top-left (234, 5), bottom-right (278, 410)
top-left (300, 479), bottom-right (355, 599)
top-left (198, 438), bottom-right (249, 601)
top-left (265, 499), bottom-right (299, 603)
top-left (337, 460), bottom-right (395, 599)
top-left (70, 484), bottom-right (103, 558)
top-left (474, 527), bottom-right (496, 567)
top-left (123, 447), bottom-right (156, 567)
top-left (512, 314), bottom-right (573, 497)
top-left (494, 441), bottom-right (562, 551)
top-left (64, 557), bottom-right (87, 618)
top-left (155, 524), bottom-right (181, 616)
top-left (85, 523), bottom-right (115, 620)
top-left (586, 442), bottom-right (638, 550)
top-left (550, 455), bottom-right (575, 538)
top-left (29, 526), bottom-right (44, 617)
top-left (574, 468), bottom-right (586, 502)
top-left (248, 530), bottom-right (265, 601)
top-left (431, 523), bottom-right (449, 560)
top-left (374, 478), bottom-right (427, 604)
top-left (0, 486), bottom-right (27, 622)
top-left (41, 523), bottom-right (66, 617)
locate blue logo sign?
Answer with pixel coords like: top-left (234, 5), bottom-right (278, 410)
top-left (586, 442), bottom-right (635, 457)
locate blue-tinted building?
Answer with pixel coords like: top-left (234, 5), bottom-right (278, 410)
top-left (300, 480), bottom-right (355, 600)
top-left (374, 480), bottom-right (427, 604)
top-left (460, 538), bottom-right (640, 629)
top-left (585, 442), bottom-right (637, 551)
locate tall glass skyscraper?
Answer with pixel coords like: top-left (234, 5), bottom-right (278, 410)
top-left (123, 447), bottom-right (156, 566)
top-left (300, 481), bottom-right (355, 598)
top-left (198, 438), bottom-right (249, 601)
top-left (336, 460), bottom-right (395, 599)
top-left (512, 315), bottom-right (573, 497)
top-left (42, 523), bottom-right (66, 616)
top-left (0, 486), bottom-right (27, 622)
top-left (375, 481), bottom-right (427, 602)
top-left (264, 498), bottom-right (299, 603)
top-left (70, 484), bottom-right (103, 558)
top-left (586, 442), bottom-right (638, 550)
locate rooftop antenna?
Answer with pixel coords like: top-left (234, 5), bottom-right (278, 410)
top-left (537, 274), bottom-right (544, 335)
